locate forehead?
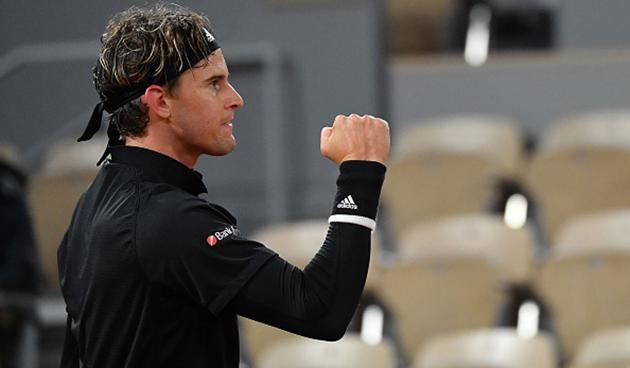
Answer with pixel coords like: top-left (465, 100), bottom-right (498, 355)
top-left (190, 50), bottom-right (228, 79)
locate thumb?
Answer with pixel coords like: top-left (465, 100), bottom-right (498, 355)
top-left (321, 126), bottom-right (333, 141)
top-left (320, 126), bottom-right (333, 157)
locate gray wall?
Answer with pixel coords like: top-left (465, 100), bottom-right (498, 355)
top-left (388, 0), bottom-right (630, 142)
top-left (390, 51), bottom-right (630, 143)
top-left (558, 0), bottom-right (630, 50)
top-left (5, 0), bottom-right (630, 232)
top-left (0, 0), bottom-right (387, 232)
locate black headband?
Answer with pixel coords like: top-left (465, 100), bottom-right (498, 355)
top-left (78, 27), bottom-right (220, 165)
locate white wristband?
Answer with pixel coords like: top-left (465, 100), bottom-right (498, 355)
top-left (328, 214), bottom-right (376, 231)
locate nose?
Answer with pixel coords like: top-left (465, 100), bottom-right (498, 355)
top-left (226, 83), bottom-right (244, 110)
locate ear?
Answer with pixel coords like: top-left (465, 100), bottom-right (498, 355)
top-left (142, 85), bottom-right (171, 119)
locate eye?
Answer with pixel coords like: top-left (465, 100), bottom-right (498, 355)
top-left (210, 79), bottom-right (221, 91)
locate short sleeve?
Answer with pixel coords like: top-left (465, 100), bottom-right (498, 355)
top-left (136, 191), bottom-right (276, 315)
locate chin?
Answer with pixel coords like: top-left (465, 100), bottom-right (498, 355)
top-left (205, 141), bottom-right (236, 156)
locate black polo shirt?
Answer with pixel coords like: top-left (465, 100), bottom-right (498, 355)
top-left (58, 146), bottom-right (277, 367)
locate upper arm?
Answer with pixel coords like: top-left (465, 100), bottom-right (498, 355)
top-left (135, 191), bottom-right (276, 314)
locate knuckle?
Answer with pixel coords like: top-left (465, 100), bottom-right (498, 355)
top-left (349, 113), bottom-right (361, 121)
top-left (376, 118), bottom-right (389, 127)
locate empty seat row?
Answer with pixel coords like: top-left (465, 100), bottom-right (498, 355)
top-left (241, 208), bottom-right (630, 366)
top-left (255, 325), bottom-right (630, 368)
top-left (384, 110), bottom-right (630, 246)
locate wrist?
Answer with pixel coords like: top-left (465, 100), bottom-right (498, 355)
top-left (329, 162), bottom-right (385, 230)
top-left (340, 154), bottom-right (386, 165)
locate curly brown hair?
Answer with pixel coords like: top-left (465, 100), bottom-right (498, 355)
top-left (93, 3), bottom-right (216, 138)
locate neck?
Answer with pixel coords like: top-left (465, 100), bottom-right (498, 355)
top-left (125, 136), bottom-right (199, 169)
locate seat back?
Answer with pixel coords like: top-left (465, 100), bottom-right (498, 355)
top-left (394, 115), bottom-right (523, 173)
top-left (383, 115), bottom-right (524, 239)
top-left (387, 0), bottom-right (453, 53)
top-left (0, 143), bottom-right (18, 165)
top-left (413, 328), bottom-right (556, 368)
top-left (377, 255), bottom-right (506, 361)
top-left (571, 326), bottom-right (630, 368)
top-left (28, 138), bottom-right (104, 287)
top-left (527, 110), bottom-right (630, 243)
top-left (536, 241), bottom-right (630, 359)
top-left (555, 209), bottom-right (630, 258)
top-left (397, 213), bottom-right (534, 284)
top-left (257, 333), bottom-right (397, 368)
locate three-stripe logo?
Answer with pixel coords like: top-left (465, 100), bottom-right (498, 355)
top-left (337, 195), bottom-right (358, 210)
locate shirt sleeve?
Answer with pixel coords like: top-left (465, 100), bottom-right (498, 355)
top-left (135, 190), bottom-right (277, 315)
top-left (231, 160), bottom-right (386, 340)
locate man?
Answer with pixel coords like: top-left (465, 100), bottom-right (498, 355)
top-left (58, 4), bottom-right (389, 367)
top-left (0, 149), bottom-right (41, 367)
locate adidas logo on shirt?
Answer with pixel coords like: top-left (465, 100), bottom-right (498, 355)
top-left (337, 195), bottom-right (358, 210)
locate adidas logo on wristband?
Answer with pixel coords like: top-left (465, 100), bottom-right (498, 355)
top-left (337, 195), bottom-right (358, 210)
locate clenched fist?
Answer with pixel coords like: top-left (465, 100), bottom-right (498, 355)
top-left (320, 114), bottom-right (390, 165)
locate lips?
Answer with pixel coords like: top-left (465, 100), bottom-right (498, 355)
top-left (222, 118), bottom-right (233, 127)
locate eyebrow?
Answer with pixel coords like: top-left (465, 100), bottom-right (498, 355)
top-left (203, 72), bottom-right (228, 83)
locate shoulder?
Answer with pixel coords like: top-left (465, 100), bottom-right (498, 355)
top-left (136, 184), bottom-right (242, 255)
top-left (139, 184), bottom-right (234, 226)
top-left (133, 185), bottom-right (274, 289)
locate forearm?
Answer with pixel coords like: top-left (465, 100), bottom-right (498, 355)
top-left (232, 222), bottom-right (371, 340)
top-left (231, 161), bottom-right (385, 340)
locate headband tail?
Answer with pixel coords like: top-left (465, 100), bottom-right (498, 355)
top-left (95, 122), bottom-right (122, 166)
top-left (78, 102), bottom-right (105, 142)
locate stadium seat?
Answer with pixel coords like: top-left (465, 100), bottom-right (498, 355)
top-left (527, 110), bottom-right (630, 243)
top-left (396, 213), bottom-right (535, 284)
top-left (382, 114), bottom-right (525, 240)
top-left (571, 325), bottom-right (630, 368)
top-left (412, 327), bottom-right (557, 368)
top-left (535, 208), bottom-right (630, 359)
top-left (387, 0), bottom-right (453, 54)
top-left (257, 333), bottom-right (397, 368)
top-left (554, 209), bottom-right (630, 257)
top-left (28, 138), bottom-right (104, 288)
top-left (376, 216), bottom-right (519, 362)
top-left (0, 143), bottom-right (18, 165)
top-left (240, 219), bottom-right (382, 365)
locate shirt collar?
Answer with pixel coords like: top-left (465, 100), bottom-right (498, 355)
top-left (109, 146), bottom-right (207, 196)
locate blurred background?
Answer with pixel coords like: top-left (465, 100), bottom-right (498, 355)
top-left (3, 0), bottom-right (630, 367)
